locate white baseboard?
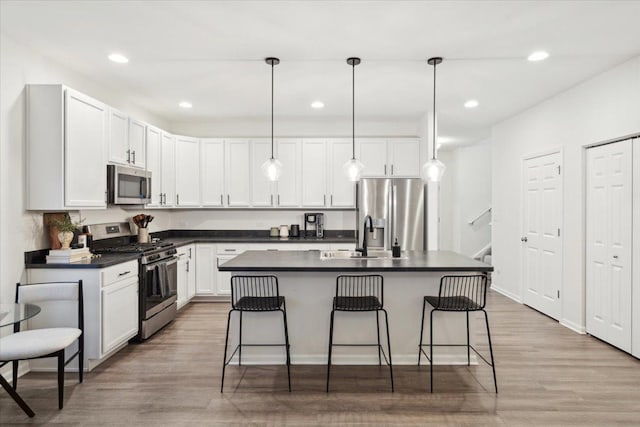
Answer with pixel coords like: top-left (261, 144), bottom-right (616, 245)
top-left (226, 353), bottom-right (478, 366)
top-left (0, 361), bottom-right (30, 384)
top-left (560, 318), bottom-right (586, 334)
top-left (490, 284), bottom-right (522, 303)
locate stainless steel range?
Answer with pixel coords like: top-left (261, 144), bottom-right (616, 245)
top-left (88, 222), bottom-right (178, 340)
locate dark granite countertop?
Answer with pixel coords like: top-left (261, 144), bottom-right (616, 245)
top-left (163, 235), bottom-right (355, 248)
top-left (26, 253), bottom-right (141, 269)
top-left (218, 250), bottom-right (493, 272)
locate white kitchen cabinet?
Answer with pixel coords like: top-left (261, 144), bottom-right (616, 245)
top-left (195, 244), bottom-right (217, 296)
top-left (216, 245), bottom-right (248, 296)
top-left (145, 126), bottom-right (163, 207)
top-left (101, 276), bottom-right (139, 355)
top-left (358, 139), bottom-right (388, 177)
top-left (175, 135), bottom-right (201, 207)
top-left (388, 138), bottom-right (420, 176)
top-left (177, 244), bottom-right (197, 308)
top-left (328, 139), bottom-right (356, 207)
top-left (161, 132), bottom-right (176, 207)
top-left (225, 139), bottom-right (251, 207)
top-left (27, 85), bottom-right (109, 210)
top-left (251, 139), bottom-right (276, 207)
top-left (108, 108), bottom-right (129, 166)
top-left (301, 139), bottom-right (327, 207)
top-left (128, 118), bottom-right (146, 169)
top-left (201, 139), bottom-right (225, 207)
top-left (186, 245), bottom-right (196, 299)
top-left (275, 139), bottom-right (301, 207)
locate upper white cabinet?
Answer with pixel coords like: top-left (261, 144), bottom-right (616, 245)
top-left (201, 139), bottom-right (225, 207)
top-left (160, 132), bottom-right (176, 207)
top-left (358, 139), bottom-right (420, 178)
top-left (145, 126), bottom-right (162, 207)
top-left (27, 84), bottom-right (108, 210)
top-left (175, 135), bottom-right (200, 207)
top-left (301, 139), bottom-right (327, 207)
top-left (251, 139), bottom-right (276, 207)
top-left (107, 109), bottom-right (145, 169)
top-left (225, 139), bottom-right (251, 207)
top-left (275, 139), bottom-right (301, 207)
top-left (328, 139), bottom-right (356, 207)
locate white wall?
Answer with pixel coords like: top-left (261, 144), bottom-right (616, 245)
top-left (438, 141), bottom-right (492, 257)
top-left (0, 34), bottom-right (171, 306)
top-left (491, 56), bottom-right (640, 332)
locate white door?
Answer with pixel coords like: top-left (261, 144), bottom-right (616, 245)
top-left (161, 132), bottom-right (176, 207)
top-left (301, 139), bottom-right (327, 207)
top-left (251, 139), bottom-right (275, 207)
top-left (195, 244), bottom-right (216, 295)
top-left (358, 139), bottom-right (388, 177)
top-left (225, 140), bottom-right (251, 207)
top-left (586, 140), bottom-right (632, 352)
top-left (521, 151), bottom-right (563, 320)
top-left (201, 139), bottom-right (225, 207)
top-left (64, 89), bottom-right (107, 208)
top-left (175, 136), bottom-right (200, 207)
top-left (108, 108), bottom-right (129, 166)
top-left (145, 126), bottom-right (162, 207)
top-left (128, 118), bottom-right (146, 169)
top-left (275, 139), bottom-right (300, 207)
top-left (328, 139), bottom-right (356, 207)
top-left (389, 138), bottom-right (420, 177)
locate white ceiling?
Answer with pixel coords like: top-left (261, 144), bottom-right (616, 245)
top-left (2, 0), bottom-right (640, 145)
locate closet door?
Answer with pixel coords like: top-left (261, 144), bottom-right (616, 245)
top-left (586, 140), bottom-right (632, 352)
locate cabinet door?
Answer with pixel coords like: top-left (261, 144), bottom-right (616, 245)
top-left (225, 140), bottom-right (251, 207)
top-left (195, 244), bottom-right (216, 295)
top-left (201, 139), bottom-right (225, 207)
top-left (145, 126), bottom-right (162, 207)
top-left (251, 139), bottom-right (275, 207)
top-left (187, 246), bottom-right (196, 299)
top-left (64, 89), bottom-right (108, 208)
top-left (328, 139), bottom-right (356, 207)
top-left (216, 255), bottom-right (234, 296)
top-left (389, 138), bottom-right (420, 177)
top-left (161, 132), bottom-right (176, 207)
top-left (128, 118), bottom-right (146, 169)
top-left (108, 108), bottom-right (129, 166)
top-left (101, 278), bottom-right (138, 355)
top-left (276, 139), bottom-right (300, 207)
top-left (358, 139), bottom-right (388, 177)
top-left (176, 256), bottom-right (188, 308)
top-left (175, 136), bottom-right (201, 207)
top-left (301, 140), bottom-right (327, 207)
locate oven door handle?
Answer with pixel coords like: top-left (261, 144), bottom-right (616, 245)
top-left (144, 256), bottom-right (178, 271)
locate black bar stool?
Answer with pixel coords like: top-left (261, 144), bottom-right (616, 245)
top-left (418, 274), bottom-right (497, 393)
top-left (221, 275), bottom-right (291, 392)
top-left (326, 274), bottom-right (393, 392)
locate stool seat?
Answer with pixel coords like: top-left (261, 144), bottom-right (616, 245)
top-left (424, 295), bottom-right (481, 311)
top-left (334, 296), bottom-right (382, 311)
top-left (235, 296), bottom-right (284, 311)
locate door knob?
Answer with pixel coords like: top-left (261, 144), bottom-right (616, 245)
top-left (613, 255), bottom-right (619, 259)
top-left (521, 237), bottom-right (528, 242)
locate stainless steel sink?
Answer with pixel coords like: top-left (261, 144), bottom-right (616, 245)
top-left (319, 250), bottom-right (407, 260)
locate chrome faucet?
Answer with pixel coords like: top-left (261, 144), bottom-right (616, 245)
top-left (356, 215), bottom-right (373, 257)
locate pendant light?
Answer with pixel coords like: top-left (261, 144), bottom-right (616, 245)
top-left (343, 57), bottom-right (365, 181)
top-left (421, 57), bottom-right (446, 183)
top-left (261, 57), bottom-right (283, 181)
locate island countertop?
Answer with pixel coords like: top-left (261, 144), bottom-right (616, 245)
top-left (218, 250), bottom-right (493, 272)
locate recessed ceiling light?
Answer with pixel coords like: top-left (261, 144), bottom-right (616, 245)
top-left (464, 99), bottom-right (479, 109)
top-left (108, 53), bottom-right (129, 64)
top-left (178, 101), bottom-right (192, 109)
top-left (527, 51), bottom-right (549, 62)
top-left (311, 101), bottom-right (325, 109)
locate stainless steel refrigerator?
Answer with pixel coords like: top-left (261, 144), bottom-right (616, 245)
top-left (356, 178), bottom-right (426, 251)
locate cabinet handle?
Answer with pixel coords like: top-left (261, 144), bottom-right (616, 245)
top-left (271, 194), bottom-right (273, 206)
top-left (176, 194), bottom-right (179, 205)
top-left (331, 194), bottom-right (333, 206)
top-left (186, 260), bottom-right (190, 272)
top-left (224, 249), bottom-right (236, 252)
top-left (323, 194), bottom-right (326, 205)
top-left (391, 164), bottom-right (394, 175)
top-left (105, 190), bottom-right (108, 203)
top-left (126, 149), bottom-right (131, 163)
top-left (189, 248), bottom-right (192, 258)
top-left (220, 194), bottom-right (223, 205)
top-left (278, 194), bottom-right (280, 206)
top-left (162, 193), bottom-right (166, 205)
top-left (118, 271), bottom-right (131, 277)
top-left (613, 255), bottom-right (619, 259)
top-left (132, 150), bottom-right (136, 164)
top-left (384, 164), bottom-right (387, 175)
top-left (227, 195), bottom-right (230, 205)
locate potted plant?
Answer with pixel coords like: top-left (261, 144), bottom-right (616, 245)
top-left (50, 215), bottom-right (83, 249)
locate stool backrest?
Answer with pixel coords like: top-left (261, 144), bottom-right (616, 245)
top-left (15, 280), bottom-right (84, 332)
top-left (335, 274), bottom-right (384, 308)
top-left (437, 275), bottom-right (487, 310)
top-left (230, 275), bottom-right (279, 309)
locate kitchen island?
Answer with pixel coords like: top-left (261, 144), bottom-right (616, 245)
top-left (218, 250), bottom-right (493, 365)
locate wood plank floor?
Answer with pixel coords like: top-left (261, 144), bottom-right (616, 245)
top-left (2, 290), bottom-right (639, 425)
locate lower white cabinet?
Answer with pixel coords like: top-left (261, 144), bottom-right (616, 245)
top-left (101, 276), bottom-right (139, 355)
top-left (177, 244), bottom-right (197, 308)
top-left (195, 243), bottom-right (217, 296)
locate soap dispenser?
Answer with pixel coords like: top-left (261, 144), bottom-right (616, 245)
top-left (392, 238), bottom-right (401, 258)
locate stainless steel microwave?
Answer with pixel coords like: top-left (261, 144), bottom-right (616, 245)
top-left (107, 164), bottom-right (151, 205)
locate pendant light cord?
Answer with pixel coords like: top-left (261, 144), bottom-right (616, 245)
top-left (271, 61), bottom-right (275, 160)
top-left (351, 61), bottom-right (355, 160)
top-left (432, 61), bottom-right (437, 160)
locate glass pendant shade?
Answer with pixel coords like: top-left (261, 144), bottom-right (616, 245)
top-left (343, 158), bottom-right (364, 182)
top-left (261, 157), bottom-right (283, 181)
top-left (421, 158), bottom-right (446, 182)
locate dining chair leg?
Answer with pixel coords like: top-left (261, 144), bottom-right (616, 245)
top-left (12, 361), bottom-right (18, 390)
top-left (79, 335), bottom-right (84, 383)
top-left (220, 310), bottom-right (233, 393)
top-left (483, 309), bottom-right (498, 393)
top-left (376, 311), bottom-right (382, 366)
top-left (57, 350), bottom-right (65, 409)
top-left (326, 310), bottom-right (335, 393)
top-left (238, 311), bottom-right (243, 366)
top-left (382, 309), bottom-right (394, 392)
top-left (0, 372), bottom-right (35, 417)
top-left (418, 298), bottom-right (426, 365)
top-left (281, 307), bottom-right (292, 392)
top-left (466, 311), bottom-right (471, 366)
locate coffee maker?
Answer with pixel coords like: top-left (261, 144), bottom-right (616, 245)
top-left (304, 213), bottom-right (324, 238)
